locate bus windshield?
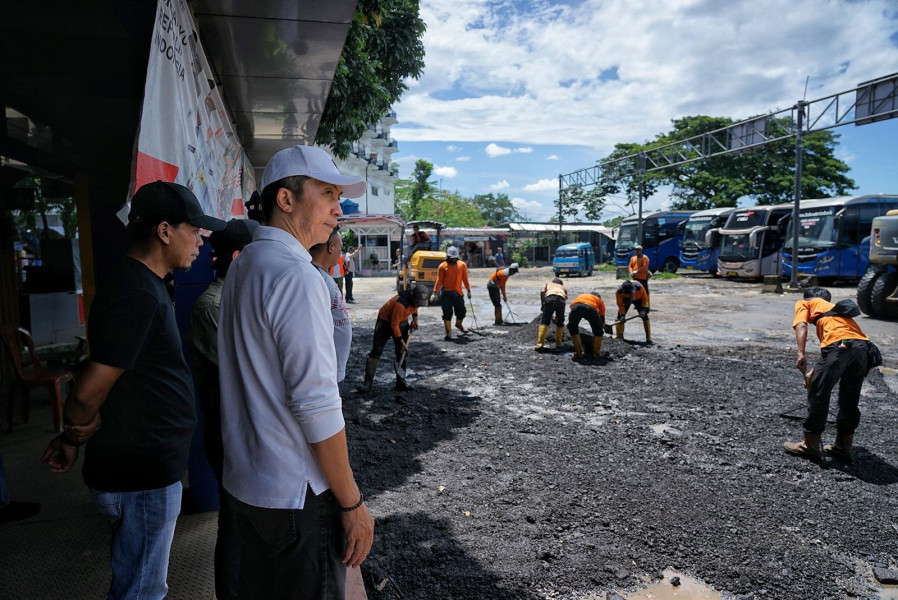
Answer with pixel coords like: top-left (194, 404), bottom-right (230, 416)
top-left (617, 223), bottom-right (639, 246)
top-left (782, 208), bottom-right (838, 250)
top-left (719, 233), bottom-right (758, 261)
top-left (728, 210), bottom-right (767, 229)
top-left (682, 218), bottom-right (714, 246)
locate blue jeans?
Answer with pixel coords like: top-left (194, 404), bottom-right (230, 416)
top-left (90, 482), bottom-right (182, 600)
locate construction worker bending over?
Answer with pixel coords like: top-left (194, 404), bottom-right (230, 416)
top-left (536, 278), bottom-right (567, 350)
top-left (628, 244), bottom-right (651, 306)
top-left (567, 292), bottom-right (606, 359)
top-left (358, 284), bottom-right (429, 393)
top-left (615, 280), bottom-right (651, 343)
top-left (784, 287), bottom-right (877, 462)
top-left (487, 262), bottom-right (519, 325)
top-left (432, 246), bottom-right (472, 340)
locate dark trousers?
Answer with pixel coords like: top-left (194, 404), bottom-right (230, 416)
top-left (344, 272), bottom-right (354, 301)
top-left (540, 296), bottom-right (566, 327)
top-left (634, 277), bottom-right (649, 297)
top-left (567, 303), bottom-right (604, 337)
top-left (487, 283), bottom-right (502, 308)
top-left (369, 318), bottom-right (410, 366)
top-left (618, 300), bottom-right (648, 320)
top-left (225, 488), bottom-right (346, 600)
top-left (441, 291), bottom-right (467, 321)
top-left (805, 340), bottom-right (868, 435)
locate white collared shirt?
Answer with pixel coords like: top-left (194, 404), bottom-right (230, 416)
top-left (218, 226), bottom-right (344, 509)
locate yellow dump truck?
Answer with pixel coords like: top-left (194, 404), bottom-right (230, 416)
top-left (396, 220), bottom-right (445, 304)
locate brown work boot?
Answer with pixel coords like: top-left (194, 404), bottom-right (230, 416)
top-left (456, 319), bottom-right (468, 333)
top-left (783, 432), bottom-right (823, 461)
top-left (824, 433), bottom-right (854, 462)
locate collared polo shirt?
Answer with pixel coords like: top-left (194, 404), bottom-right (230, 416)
top-left (218, 226), bottom-right (344, 509)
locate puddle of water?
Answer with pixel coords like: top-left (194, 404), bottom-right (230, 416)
top-left (878, 583), bottom-right (898, 599)
top-left (624, 569), bottom-right (722, 600)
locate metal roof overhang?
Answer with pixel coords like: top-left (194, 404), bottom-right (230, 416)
top-left (1, 0), bottom-right (356, 193)
top-left (508, 223), bottom-right (616, 240)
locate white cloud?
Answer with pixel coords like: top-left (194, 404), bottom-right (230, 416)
top-left (393, 0), bottom-right (898, 154)
top-left (523, 178), bottom-right (558, 192)
top-left (547, 155), bottom-right (559, 160)
top-left (456, 156), bottom-right (470, 162)
top-left (489, 179), bottom-right (510, 191)
top-left (516, 147), bottom-right (533, 154)
top-left (511, 197), bottom-right (547, 219)
top-left (485, 143), bottom-right (512, 158)
top-left (446, 144), bottom-right (462, 152)
top-left (433, 165), bottom-right (457, 178)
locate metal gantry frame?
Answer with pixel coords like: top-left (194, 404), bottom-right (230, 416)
top-left (558, 72), bottom-right (898, 288)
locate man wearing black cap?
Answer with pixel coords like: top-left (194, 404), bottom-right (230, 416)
top-left (42, 181), bottom-right (226, 599)
top-left (218, 145), bottom-right (373, 599)
top-left (188, 217), bottom-right (258, 600)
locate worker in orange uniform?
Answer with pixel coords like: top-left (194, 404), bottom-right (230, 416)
top-left (487, 262), bottom-right (519, 324)
top-left (431, 246), bottom-right (472, 340)
top-left (536, 278), bottom-right (567, 350)
top-left (328, 247), bottom-right (346, 295)
top-left (615, 280), bottom-right (651, 343)
top-left (567, 291), bottom-right (606, 359)
top-left (358, 284), bottom-right (430, 393)
top-left (628, 244), bottom-right (651, 307)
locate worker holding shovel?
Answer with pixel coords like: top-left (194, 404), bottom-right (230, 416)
top-left (567, 291), bottom-right (606, 359)
top-left (614, 280), bottom-right (651, 344)
top-left (487, 262), bottom-right (519, 324)
top-left (357, 284), bottom-right (430, 393)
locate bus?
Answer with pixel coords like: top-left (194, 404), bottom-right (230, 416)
top-left (781, 194), bottom-right (898, 281)
top-left (678, 207), bottom-right (736, 274)
top-left (614, 210), bottom-right (695, 273)
top-left (717, 203), bottom-right (793, 279)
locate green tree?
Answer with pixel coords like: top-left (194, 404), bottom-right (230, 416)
top-left (317, 0), bottom-right (426, 158)
top-left (473, 193), bottom-right (522, 225)
top-left (394, 159), bottom-right (437, 220)
top-left (417, 190), bottom-right (485, 227)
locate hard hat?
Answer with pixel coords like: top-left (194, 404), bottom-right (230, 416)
top-left (591, 290), bottom-right (602, 299)
top-left (634, 244), bottom-right (643, 251)
top-left (621, 281), bottom-right (634, 294)
top-left (509, 262), bottom-right (519, 271)
top-left (446, 246), bottom-right (460, 259)
top-left (412, 284), bottom-right (430, 305)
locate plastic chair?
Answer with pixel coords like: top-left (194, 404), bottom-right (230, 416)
top-left (0, 325), bottom-right (74, 433)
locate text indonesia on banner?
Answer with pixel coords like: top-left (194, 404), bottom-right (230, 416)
top-left (129, 0), bottom-right (255, 222)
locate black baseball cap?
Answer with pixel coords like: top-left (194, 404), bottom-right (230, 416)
top-left (210, 219), bottom-right (259, 255)
top-left (129, 181), bottom-right (227, 232)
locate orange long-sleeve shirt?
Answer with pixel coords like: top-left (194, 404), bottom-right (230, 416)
top-left (629, 255), bottom-right (650, 280)
top-left (793, 297), bottom-right (868, 348)
top-left (488, 268), bottom-right (512, 294)
top-left (378, 293), bottom-right (419, 337)
top-left (435, 260), bottom-right (470, 295)
top-left (571, 293), bottom-right (605, 316)
top-left (616, 282), bottom-right (648, 314)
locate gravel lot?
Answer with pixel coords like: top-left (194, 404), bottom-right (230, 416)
top-left (342, 267), bottom-right (898, 599)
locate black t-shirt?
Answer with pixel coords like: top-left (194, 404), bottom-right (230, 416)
top-left (82, 257), bottom-right (197, 492)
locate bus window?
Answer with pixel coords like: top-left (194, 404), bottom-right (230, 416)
top-left (642, 222), bottom-right (659, 248)
top-left (858, 205), bottom-right (881, 241)
top-left (838, 207), bottom-right (860, 246)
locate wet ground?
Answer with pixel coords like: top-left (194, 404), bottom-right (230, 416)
top-left (343, 267), bottom-right (898, 599)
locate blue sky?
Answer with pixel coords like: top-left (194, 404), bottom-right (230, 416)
top-left (390, 0), bottom-right (898, 222)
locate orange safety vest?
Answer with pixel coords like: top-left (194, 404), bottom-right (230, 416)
top-left (434, 260), bottom-right (470, 295)
top-left (487, 268), bottom-right (511, 293)
top-left (378, 294), bottom-right (418, 337)
top-left (793, 297), bottom-right (868, 348)
top-left (615, 282), bottom-right (647, 313)
top-left (571, 293), bottom-right (605, 316)
top-left (328, 259), bottom-right (345, 278)
top-left (629, 255), bottom-right (650, 280)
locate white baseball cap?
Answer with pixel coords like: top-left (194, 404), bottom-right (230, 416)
top-left (261, 145), bottom-right (367, 199)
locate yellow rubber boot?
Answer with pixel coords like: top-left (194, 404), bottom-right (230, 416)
top-left (555, 326), bottom-right (564, 348)
top-left (494, 307), bottom-right (503, 325)
top-left (593, 336), bottom-right (603, 356)
top-left (571, 333), bottom-right (583, 358)
top-left (615, 321), bottom-right (625, 339)
top-left (444, 320), bottom-right (452, 340)
top-left (535, 325), bottom-right (548, 350)
top-left (643, 320), bottom-right (652, 344)
top-left (456, 318), bottom-right (468, 333)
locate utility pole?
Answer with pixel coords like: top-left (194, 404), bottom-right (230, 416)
top-left (637, 152), bottom-right (646, 243)
top-left (557, 175), bottom-right (563, 248)
top-left (788, 100), bottom-right (807, 290)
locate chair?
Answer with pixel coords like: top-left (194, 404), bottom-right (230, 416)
top-left (0, 325), bottom-right (74, 433)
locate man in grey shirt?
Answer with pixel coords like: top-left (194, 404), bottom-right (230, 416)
top-left (218, 145), bottom-right (373, 599)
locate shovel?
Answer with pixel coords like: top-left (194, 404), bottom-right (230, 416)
top-left (602, 313), bottom-right (643, 335)
top-left (395, 334), bottom-right (411, 386)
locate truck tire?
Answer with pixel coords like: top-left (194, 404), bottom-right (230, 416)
top-left (871, 269), bottom-right (898, 320)
top-left (856, 267), bottom-right (882, 316)
top-left (661, 257), bottom-right (679, 273)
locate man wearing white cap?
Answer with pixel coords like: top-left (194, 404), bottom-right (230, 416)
top-left (217, 145), bottom-right (373, 599)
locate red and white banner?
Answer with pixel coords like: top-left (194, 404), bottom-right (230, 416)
top-left (128, 0), bottom-right (255, 222)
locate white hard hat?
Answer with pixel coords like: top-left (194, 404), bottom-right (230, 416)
top-left (509, 262), bottom-right (519, 270)
top-left (446, 246), bottom-right (460, 259)
top-left (634, 245), bottom-right (643, 251)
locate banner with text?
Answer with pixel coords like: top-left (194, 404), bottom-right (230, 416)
top-left (129, 0), bottom-right (255, 223)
